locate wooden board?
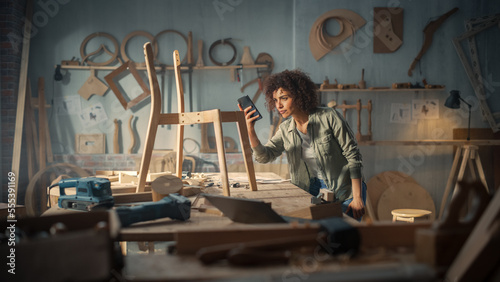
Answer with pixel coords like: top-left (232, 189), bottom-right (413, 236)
top-left (377, 182), bottom-right (435, 221)
top-left (366, 171), bottom-right (417, 220)
top-left (11, 0), bottom-right (33, 203)
top-left (373, 7), bottom-right (404, 53)
top-left (75, 133), bottom-right (105, 154)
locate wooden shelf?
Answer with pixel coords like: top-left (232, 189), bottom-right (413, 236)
top-left (358, 140), bottom-right (500, 146)
top-left (56, 64), bottom-right (269, 71)
top-left (318, 88), bottom-right (445, 93)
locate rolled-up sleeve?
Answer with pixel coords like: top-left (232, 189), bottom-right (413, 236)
top-left (252, 127), bottom-right (285, 164)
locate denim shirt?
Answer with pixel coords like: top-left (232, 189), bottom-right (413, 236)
top-left (252, 107), bottom-right (363, 202)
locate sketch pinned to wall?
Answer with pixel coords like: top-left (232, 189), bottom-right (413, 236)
top-left (56, 95), bottom-right (81, 116)
top-left (390, 103), bottom-right (415, 124)
top-left (79, 102), bottom-right (108, 127)
top-left (412, 99), bottom-right (439, 120)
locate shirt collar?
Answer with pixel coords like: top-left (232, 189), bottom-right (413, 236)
top-left (286, 108), bottom-right (319, 133)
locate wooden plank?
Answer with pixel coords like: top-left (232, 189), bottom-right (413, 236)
top-left (11, 0), bottom-right (33, 203)
top-left (174, 221), bottom-right (430, 255)
top-left (38, 77), bottom-right (47, 171)
top-left (113, 192), bottom-right (152, 204)
top-left (24, 81), bottom-right (36, 180)
top-left (445, 187), bottom-right (500, 282)
top-left (359, 140), bottom-right (500, 146)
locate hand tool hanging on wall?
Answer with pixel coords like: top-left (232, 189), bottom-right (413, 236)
top-left (358, 69), bottom-right (366, 89)
top-left (407, 7), bottom-right (458, 76)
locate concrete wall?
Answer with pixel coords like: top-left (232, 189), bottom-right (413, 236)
top-left (3, 0), bottom-right (499, 208)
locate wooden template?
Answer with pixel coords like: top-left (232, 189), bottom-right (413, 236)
top-left (373, 7), bottom-right (403, 53)
top-left (309, 9), bottom-right (366, 61)
top-left (75, 134), bottom-right (105, 154)
top-left (408, 7), bottom-right (458, 76)
top-left (136, 43), bottom-right (258, 196)
top-left (120, 31), bottom-right (157, 67)
top-left (377, 182), bottom-right (435, 221)
top-left (77, 69), bottom-right (108, 100)
top-left (80, 32), bottom-right (120, 66)
top-left (104, 60), bottom-right (151, 110)
top-left (366, 171), bottom-right (418, 221)
top-left (127, 115), bottom-right (137, 154)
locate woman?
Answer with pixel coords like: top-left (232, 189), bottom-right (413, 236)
top-left (239, 69), bottom-right (366, 220)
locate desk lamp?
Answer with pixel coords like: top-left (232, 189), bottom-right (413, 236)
top-left (445, 90), bottom-right (472, 141)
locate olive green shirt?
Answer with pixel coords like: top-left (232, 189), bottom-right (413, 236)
top-left (252, 107), bottom-right (363, 202)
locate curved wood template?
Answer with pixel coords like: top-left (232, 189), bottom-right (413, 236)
top-left (128, 115), bottom-right (137, 154)
top-left (121, 31), bottom-right (158, 67)
top-left (309, 9), bottom-right (366, 61)
top-left (80, 32), bottom-right (120, 66)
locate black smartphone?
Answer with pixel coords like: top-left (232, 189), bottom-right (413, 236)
top-left (238, 95), bottom-right (262, 122)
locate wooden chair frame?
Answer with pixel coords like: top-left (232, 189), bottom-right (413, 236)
top-left (137, 42), bottom-right (257, 196)
top-left (331, 99), bottom-right (372, 141)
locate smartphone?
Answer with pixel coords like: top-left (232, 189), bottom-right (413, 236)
top-left (238, 95), bottom-right (262, 122)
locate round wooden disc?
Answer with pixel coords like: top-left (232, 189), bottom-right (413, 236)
top-left (377, 182), bottom-right (435, 221)
top-left (366, 171), bottom-right (417, 220)
top-left (151, 175), bottom-right (183, 195)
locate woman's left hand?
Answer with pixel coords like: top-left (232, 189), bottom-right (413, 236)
top-left (346, 197), bottom-right (365, 220)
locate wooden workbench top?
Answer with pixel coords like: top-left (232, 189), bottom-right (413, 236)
top-left (120, 173), bottom-right (312, 241)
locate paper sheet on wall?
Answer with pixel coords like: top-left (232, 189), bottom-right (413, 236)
top-left (56, 95), bottom-right (81, 116)
top-left (390, 103), bottom-right (415, 124)
top-left (412, 99), bottom-right (439, 119)
top-left (79, 102), bottom-right (108, 128)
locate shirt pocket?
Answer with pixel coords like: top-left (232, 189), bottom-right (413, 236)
top-left (317, 133), bottom-right (335, 156)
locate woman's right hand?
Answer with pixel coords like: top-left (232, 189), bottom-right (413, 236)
top-left (238, 104), bottom-right (261, 148)
top-left (238, 104), bottom-right (260, 130)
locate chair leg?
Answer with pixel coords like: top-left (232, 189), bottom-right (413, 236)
top-left (212, 110), bottom-right (230, 196)
top-left (137, 118), bottom-right (160, 192)
top-left (176, 123), bottom-right (185, 179)
top-left (236, 111), bottom-right (258, 191)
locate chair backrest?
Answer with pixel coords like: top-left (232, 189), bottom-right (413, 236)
top-left (173, 50), bottom-right (185, 115)
top-left (143, 42), bottom-right (161, 116)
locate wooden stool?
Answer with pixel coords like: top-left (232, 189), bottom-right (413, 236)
top-left (392, 209), bottom-right (432, 223)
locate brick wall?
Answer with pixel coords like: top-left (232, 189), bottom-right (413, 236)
top-left (1, 0), bottom-right (27, 202)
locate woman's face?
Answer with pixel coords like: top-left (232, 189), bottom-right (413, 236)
top-left (273, 88), bottom-right (295, 119)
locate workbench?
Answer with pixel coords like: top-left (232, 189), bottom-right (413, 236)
top-left (119, 172), bottom-right (313, 241)
top-left (38, 172), bottom-right (435, 281)
top-left (114, 173), bottom-right (433, 281)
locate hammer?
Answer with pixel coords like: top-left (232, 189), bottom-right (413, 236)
top-left (196, 217), bottom-right (360, 265)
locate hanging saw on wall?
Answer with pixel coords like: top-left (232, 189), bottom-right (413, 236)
top-left (408, 7), bottom-right (459, 76)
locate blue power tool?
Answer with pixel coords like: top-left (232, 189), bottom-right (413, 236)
top-left (55, 177), bottom-right (115, 211)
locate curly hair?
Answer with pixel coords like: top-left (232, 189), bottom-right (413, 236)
top-left (263, 69), bottom-right (318, 113)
